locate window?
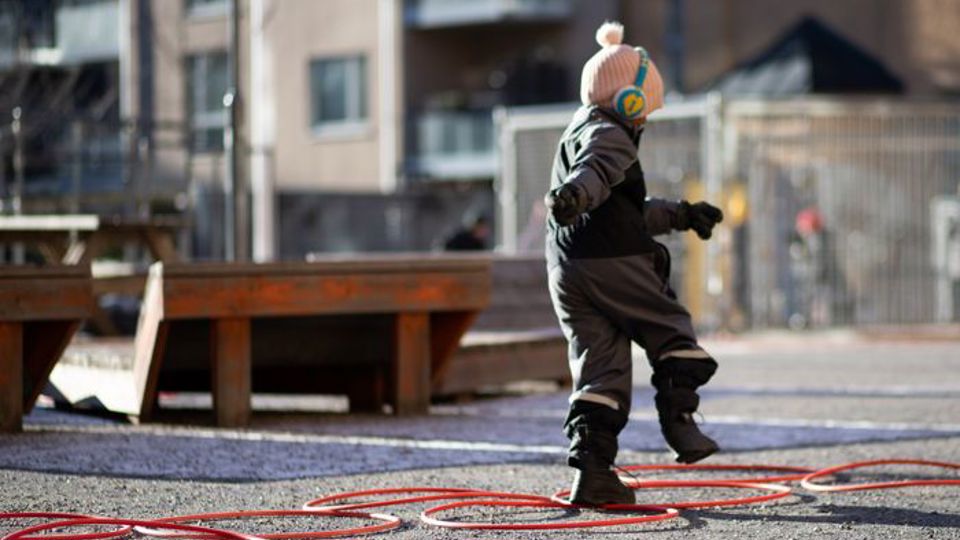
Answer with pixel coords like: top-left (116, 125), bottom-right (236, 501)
top-left (186, 51), bottom-right (228, 153)
top-left (309, 55), bottom-right (368, 133)
top-left (185, 0), bottom-right (228, 18)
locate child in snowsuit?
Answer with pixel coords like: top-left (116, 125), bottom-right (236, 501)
top-left (544, 22), bottom-right (725, 506)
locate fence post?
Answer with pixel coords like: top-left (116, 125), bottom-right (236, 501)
top-left (11, 107), bottom-right (24, 264)
top-left (70, 120), bottom-right (84, 215)
top-left (701, 92), bottom-right (724, 330)
top-left (494, 106), bottom-right (517, 253)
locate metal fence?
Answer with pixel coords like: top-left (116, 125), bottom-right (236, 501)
top-left (495, 96), bottom-right (960, 329)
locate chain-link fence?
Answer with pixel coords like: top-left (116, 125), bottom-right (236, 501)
top-left (495, 96), bottom-right (960, 329)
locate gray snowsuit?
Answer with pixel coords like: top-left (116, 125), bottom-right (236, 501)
top-left (545, 105), bottom-right (718, 446)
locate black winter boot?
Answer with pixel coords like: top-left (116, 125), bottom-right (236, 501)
top-left (652, 357), bottom-right (719, 464)
top-left (564, 403), bottom-right (635, 506)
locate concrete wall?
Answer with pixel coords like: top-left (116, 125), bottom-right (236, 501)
top-left (263, 0), bottom-right (382, 192)
top-left (139, 0), bottom-right (384, 193)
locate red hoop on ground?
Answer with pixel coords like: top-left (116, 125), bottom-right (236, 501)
top-left (617, 463), bottom-right (814, 483)
top-left (0, 513), bottom-right (133, 540)
top-left (303, 487), bottom-right (551, 511)
top-left (800, 459), bottom-right (960, 492)
top-left (553, 480), bottom-right (793, 510)
top-left (0, 518), bottom-right (265, 540)
top-left (133, 509), bottom-right (401, 539)
top-left (419, 499), bottom-right (678, 530)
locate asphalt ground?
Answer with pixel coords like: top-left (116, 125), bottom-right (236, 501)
top-left (1, 331), bottom-right (959, 539)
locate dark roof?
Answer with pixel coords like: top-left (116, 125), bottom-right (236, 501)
top-left (706, 17), bottom-right (904, 96)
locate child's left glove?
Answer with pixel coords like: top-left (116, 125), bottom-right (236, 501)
top-left (545, 183), bottom-right (588, 226)
top-left (677, 201), bottom-right (724, 239)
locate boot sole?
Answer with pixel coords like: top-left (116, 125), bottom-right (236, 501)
top-left (674, 444), bottom-right (718, 464)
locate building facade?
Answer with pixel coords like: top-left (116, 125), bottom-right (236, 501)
top-left (4, 0), bottom-right (960, 260)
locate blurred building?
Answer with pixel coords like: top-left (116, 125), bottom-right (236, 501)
top-left (0, 0), bottom-right (123, 206)
top-left (3, 0), bottom-right (960, 260)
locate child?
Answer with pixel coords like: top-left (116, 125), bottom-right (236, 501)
top-left (544, 21), bottom-right (724, 506)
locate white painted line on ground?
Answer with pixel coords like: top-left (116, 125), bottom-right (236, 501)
top-left (433, 407), bottom-right (960, 433)
top-left (23, 424), bottom-right (567, 455)
top-left (628, 413), bottom-right (960, 434)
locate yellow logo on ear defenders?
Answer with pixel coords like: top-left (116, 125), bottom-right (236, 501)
top-left (612, 47), bottom-right (650, 121)
top-left (620, 91), bottom-right (646, 117)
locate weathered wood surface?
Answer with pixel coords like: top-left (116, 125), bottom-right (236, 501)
top-left (133, 257), bottom-right (491, 424)
top-left (0, 266), bottom-right (93, 432)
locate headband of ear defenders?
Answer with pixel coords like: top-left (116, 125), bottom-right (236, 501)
top-left (634, 47), bottom-right (650, 88)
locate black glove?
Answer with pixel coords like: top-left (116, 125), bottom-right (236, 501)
top-left (545, 183), bottom-right (587, 226)
top-left (677, 201), bottom-right (724, 239)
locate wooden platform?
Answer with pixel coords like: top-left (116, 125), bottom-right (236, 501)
top-left (130, 256), bottom-right (491, 426)
top-left (0, 266), bottom-right (93, 432)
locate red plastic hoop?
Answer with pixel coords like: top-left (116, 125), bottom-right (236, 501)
top-left (419, 499), bottom-right (678, 530)
top-left (133, 509), bottom-right (401, 539)
top-left (618, 463), bottom-right (814, 484)
top-left (800, 459), bottom-right (960, 492)
top-left (553, 480), bottom-right (793, 509)
top-left (0, 518), bottom-right (264, 540)
top-left (0, 513), bottom-right (133, 540)
top-left (303, 487), bottom-right (550, 511)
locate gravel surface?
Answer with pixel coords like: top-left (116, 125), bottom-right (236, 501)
top-left (2, 334), bottom-right (959, 539)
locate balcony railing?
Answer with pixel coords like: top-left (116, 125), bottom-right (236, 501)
top-left (409, 109), bottom-right (495, 180)
top-left (405, 0), bottom-right (573, 29)
top-left (0, 0), bottom-right (118, 68)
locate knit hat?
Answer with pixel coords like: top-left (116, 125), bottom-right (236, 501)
top-left (580, 22), bottom-right (664, 118)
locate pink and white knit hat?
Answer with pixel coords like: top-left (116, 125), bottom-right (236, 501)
top-left (579, 22), bottom-right (664, 117)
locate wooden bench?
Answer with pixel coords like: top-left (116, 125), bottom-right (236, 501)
top-left (0, 214), bottom-right (182, 265)
top-left (0, 266), bottom-right (94, 432)
top-left (132, 256), bottom-right (491, 426)
top-left (0, 214), bottom-right (185, 335)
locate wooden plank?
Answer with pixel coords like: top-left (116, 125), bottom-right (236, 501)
top-left (392, 312), bottom-right (430, 415)
top-left (0, 322), bottom-right (23, 433)
top-left (65, 231), bottom-right (108, 265)
top-left (22, 320), bottom-right (81, 412)
top-left (162, 272), bottom-right (489, 319)
top-left (429, 310), bottom-right (478, 387)
top-left (0, 214), bottom-right (100, 231)
top-left (0, 279), bottom-right (92, 321)
top-left (159, 257), bottom-right (492, 278)
top-left (0, 266), bottom-right (90, 279)
top-left (141, 229), bottom-right (181, 263)
top-left (210, 317), bottom-right (251, 427)
top-left (133, 267), bottom-right (169, 421)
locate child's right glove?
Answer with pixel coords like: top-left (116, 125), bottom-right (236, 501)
top-left (545, 183), bottom-right (588, 226)
top-left (677, 201), bottom-right (724, 239)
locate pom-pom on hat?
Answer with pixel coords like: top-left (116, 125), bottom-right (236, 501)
top-left (580, 21), bottom-right (664, 118)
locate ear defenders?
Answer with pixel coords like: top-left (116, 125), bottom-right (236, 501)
top-left (612, 47), bottom-right (650, 121)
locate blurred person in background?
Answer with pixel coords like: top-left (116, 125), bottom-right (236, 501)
top-left (543, 22), bottom-right (724, 506)
top-left (442, 214), bottom-right (491, 251)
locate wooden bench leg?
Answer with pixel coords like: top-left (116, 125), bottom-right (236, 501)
top-left (393, 312), bottom-right (430, 416)
top-left (0, 322), bottom-right (23, 433)
top-left (211, 317), bottom-right (251, 427)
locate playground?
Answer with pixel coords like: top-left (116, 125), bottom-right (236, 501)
top-left (2, 330), bottom-right (958, 539)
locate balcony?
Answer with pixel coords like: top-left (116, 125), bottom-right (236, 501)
top-left (56, 0), bottom-right (120, 64)
top-left (409, 109), bottom-right (496, 180)
top-left (405, 0), bottom-right (573, 29)
top-left (0, 0), bottom-right (118, 68)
